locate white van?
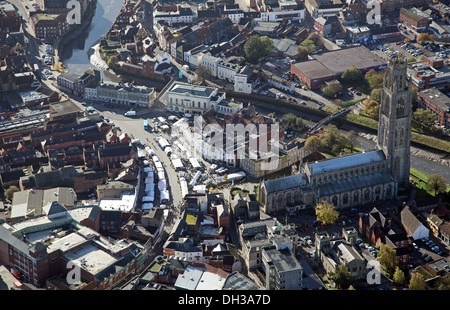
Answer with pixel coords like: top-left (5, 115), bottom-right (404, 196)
top-left (124, 111), bottom-right (136, 116)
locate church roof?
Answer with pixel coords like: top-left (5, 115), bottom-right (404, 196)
top-left (317, 172), bottom-right (394, 196)
top-left (308, 150), bottom-right (386, 176)
top-left (264, 173), bottom-right (308, 194)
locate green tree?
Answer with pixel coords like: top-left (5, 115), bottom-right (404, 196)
top-left (329, 264), bottom-right (352, 289)
top-left (244, 35), bottom-right (274, 64)
top-left (107, 55), bottom-right (118, 69)
top-left (378, 244), bottom-right (397, 277)
top-left (297, 46), bottom-right (310, 60)
top-left (304, 135), bottom-right (323, 153)
top-left (282, 113), bottom-right (305, 131)
top-left (320, 124), bottom-right (348, 155)
top-left (364, 100), bottom-right (380, 119)
top-left (412, 85), bottom-right (418, 105)
top-left (315, 200), bottom-right (339, 225)
top-left (321, 83), bottom-right (343, 99)
top-left (409, 273), bottom-right (425, 290)
top-left (413, 108), bottom-right (437, 129)
top-left (370, 88), bottom-right (382, 104)
top-left (300, 39), bottom-right (316, 54)
top-left (407, 56), bottom-right (417, 63)
top-left (393, 266), bottom-right (405, 285)
top-left (306, 32), bottom-right (324, 48)
top-left (4, 185), bottom-right (19, 201)
top-left (427, 174), bottom-right (448, 196)
top-left (365, 69), bottom-right (384, 90)
top-left (341, 66), bottom-right (363, 84)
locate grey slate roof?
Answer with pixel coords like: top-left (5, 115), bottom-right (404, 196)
top-left (264, 173), bottom-right (308, 193)
top-left (308, 150), bottom-right (386, 176)
top-left (318, 172), bottom-right (393, 196)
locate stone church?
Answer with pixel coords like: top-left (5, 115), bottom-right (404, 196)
top-left (258, 58), bottom-right (412, 214)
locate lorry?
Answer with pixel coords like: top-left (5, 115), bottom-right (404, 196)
top-left (124, 110), bottom-right (136, 116)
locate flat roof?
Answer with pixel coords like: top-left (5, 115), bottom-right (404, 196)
top-left (292, 60), bottom-right (335, 80)
top-left (64, 243), bottom-right (117, 276)
top-left (98, 194), bottom-right (135, 212)
top-left (418, 88), bottom-right (450, 112)
top-left (174, 266), bottom-right (204, 290)
top-left (312, 46), bottom-right (386, 75)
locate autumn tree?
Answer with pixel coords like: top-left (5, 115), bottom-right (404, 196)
top-left (365, 69), bottom-right (384, 90)
top-left (427, 174), bottom-right (448, 196)
top-left (364, 100), bottom-right (380, 119)
top-left (315, 200), bottom-right (339, 225)
top-left (378, 244), bottom-right (397, 277)
top-left (435, 274), bottom-right (450, 290)
top-left (107, 55), bottom-right (118, 69)
top-left (409, 273), bottom-right (426, 290)
top-left (304, 135), bottom-right (323, 153)
top-left (393, 266), bottom-right (405, 285)
top-left (417, 33), bottom-right (436, 45)
top-left (4, 185), bottom-right (19, 201)
top-left (370, 88), bottom-right (382, 104)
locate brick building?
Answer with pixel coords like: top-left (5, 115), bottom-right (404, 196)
top-left (417, 88), bottom-right (450, 129)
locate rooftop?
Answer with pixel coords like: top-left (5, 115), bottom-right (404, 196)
top-left (264, 173), bottom-right (308, 193)
top-left (312, 46), bottom-right (386, 75)
top-left (308, 150), bottom-right (386, 176)
top-left (418, 88), bottom-right (450, 112)
top-left (169, 82), bottom-right (216, 98)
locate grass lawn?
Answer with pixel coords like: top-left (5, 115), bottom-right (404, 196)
top-left (410, 167), bottom-right (450, 197)
top-left (340, 97), bottom-right (366, 108)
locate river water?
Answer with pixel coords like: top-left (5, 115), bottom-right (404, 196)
top-left (59, 0), bottom-right (123, 79)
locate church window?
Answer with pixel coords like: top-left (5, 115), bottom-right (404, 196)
top-left (399, 128), bottom-right (404, 147)
top-left (353, 191), bottom-right (359, 203)
top-left (396, 98), bottom-right (405, 118)
top-left (343, 194), bottom-right (349, 204)
top-left (364, 189), bottom-right (370, 201)
top-left (332, 196), bottom-right (338, 206)
top-left (387, 185), bottom-right (392, 196)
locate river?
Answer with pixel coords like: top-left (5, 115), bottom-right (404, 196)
top-left (59, 0), bottom-right (123, 80)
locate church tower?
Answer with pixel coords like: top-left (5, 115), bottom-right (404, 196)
top-left (377, 58), bottom-right (412, 190)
